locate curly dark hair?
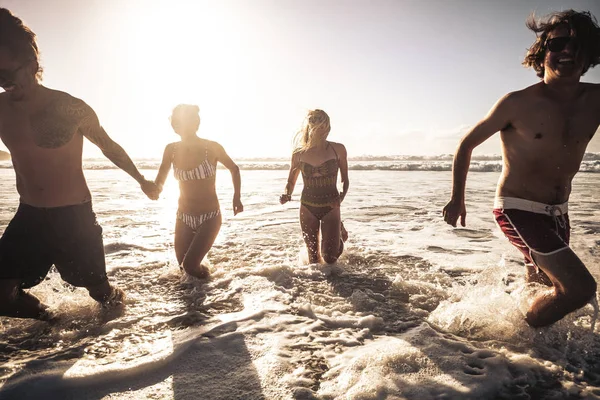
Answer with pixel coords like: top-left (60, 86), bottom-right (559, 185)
top-left (0, 8), bottom-right (43, 80)
top-left (522, 10), bottom-right (600, 78)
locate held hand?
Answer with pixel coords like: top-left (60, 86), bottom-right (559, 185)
top-left (442, 198), bottom-right (467, 227)
top-left (233, 196), bottom-right (244, 216)
top-left (141, 180), bottom-right (161, 200)
top-left (279, 194), bottom-right (291, 205)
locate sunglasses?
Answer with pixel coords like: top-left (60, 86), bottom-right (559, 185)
top-left (546, 36), bottom-right (579, 53)
top-left (0, 61), bottom-right (29, 85)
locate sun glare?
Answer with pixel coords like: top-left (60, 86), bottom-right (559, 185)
top-left (100, 1), bottom-right (254, 158)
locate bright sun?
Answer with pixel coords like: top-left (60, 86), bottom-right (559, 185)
top-left (101, 1), bottom-right (254, 158)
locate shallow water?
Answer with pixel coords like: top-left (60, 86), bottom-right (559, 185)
top-left (0, 168), bottom-right (599, 399)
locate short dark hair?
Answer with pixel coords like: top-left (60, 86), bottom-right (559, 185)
top-left (170, 104), bottom-right (200, 130)
top-left (0, 8), bottom-right (43, 80)
top-left (522, 10), bottom-right (600, 78)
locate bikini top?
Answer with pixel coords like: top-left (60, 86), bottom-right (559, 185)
top-left (298, 143), bottom-right (339, 188)
top-left (299, 158), bottom-right (338, 177)
top-left (172, 143), bottom-right (217, 182)
top-left (298, 143), bottom-right (339, 176)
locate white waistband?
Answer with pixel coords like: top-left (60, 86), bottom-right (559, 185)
top-left (494, 196), bottom-right (568, 215)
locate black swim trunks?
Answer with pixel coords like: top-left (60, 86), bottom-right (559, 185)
top-left (0, 202), bottom-right (107, 289)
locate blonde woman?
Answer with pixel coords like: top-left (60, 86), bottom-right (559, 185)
top-left (280, 109), bottom-right (349, 264)
top-left (151, 104), bottom-right (243, 279)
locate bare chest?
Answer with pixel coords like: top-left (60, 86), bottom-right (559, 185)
top-left (0, 103), bottom-right (80, 150)
top-left (510, 101), bottom-right (598, 151)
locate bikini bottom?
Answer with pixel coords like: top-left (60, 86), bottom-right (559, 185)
top-left (176, 209), bottom-right (220, 232)
top-left (302, 203), bottom-right (336, 220)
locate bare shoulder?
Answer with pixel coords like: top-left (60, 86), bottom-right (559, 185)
top-left (165, 141), bottom-right (178, 152)
top-left (204, 139), bottom-right (224, 152)
top-left (329, 141), bottom-right (347, 156)
top-left (582, 82), bottom-right (600, 99)
top-left (582, 83), bottom-right (600, 117)
top-left (161, 142), bottom-right (177, 161)
top-left (484, 87), bottom-right (532, 119)
top-left (501, 86), bottom-right (532, 105)
top-left (581, 82), bottom-right (600, 90)
top-left (46, 89), bottom-right (95, 122)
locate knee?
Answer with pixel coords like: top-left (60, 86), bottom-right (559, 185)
top-left (563, 278), bottom-right (597, 309)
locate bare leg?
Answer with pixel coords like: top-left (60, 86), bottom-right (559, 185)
top-left (0, 279), bottom-right (50, 320)
top-left (180, 213), bottom-right (222, 279)
top-left (174, 218), bottom-right (196, 266)
top-left (300, 205), bottom-right (320, 264)
top-left (341, 221), bottom-right (348, 242)
top-left (526, 249), bottom-right (597, 327)
top-left (525, 262), bottom-right (553, 286)
top-left (321, 207), bottom-right (342, 264)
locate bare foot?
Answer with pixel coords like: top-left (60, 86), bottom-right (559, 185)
top-left (185, 265), bottom-right (211, 280)
top-left (101, 287), bottom-right (126, 309)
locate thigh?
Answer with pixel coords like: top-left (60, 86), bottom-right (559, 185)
top-left (52, 205), bottom-right (107, 288)
top-left (183, 212), bottom-right (222, 266)
top-left (320, 206), bottom-right (341, 255)
top-left (0, 206), bottom-right (53, 289)
top-left (530, 247), bottom-right (595, 294)
top-left (300, 205), bottom-right (320, 246)
top-left (174, 218), bottom-right (196, 265)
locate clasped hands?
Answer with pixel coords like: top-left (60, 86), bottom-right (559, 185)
top-left (140, 179), bottom-right (162, 200)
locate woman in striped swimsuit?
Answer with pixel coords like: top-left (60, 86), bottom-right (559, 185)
top-left (280, 109), bottom-right (349, 264)
top-left (152, 104), bottom-right (243, 279)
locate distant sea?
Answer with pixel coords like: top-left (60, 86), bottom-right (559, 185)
top-left (3, 152), bottom-right (600, 173)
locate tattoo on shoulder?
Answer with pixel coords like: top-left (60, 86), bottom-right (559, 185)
top-left (30, 96), bottom-right (93, 149)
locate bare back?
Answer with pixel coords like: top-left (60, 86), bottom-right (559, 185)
top-left (498, 82), bottom-right (600, 204)
top-left (0, 88), bottom-right (91, 207)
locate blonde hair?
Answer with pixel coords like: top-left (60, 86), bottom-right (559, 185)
top-left (293, 109), bottom-right (331, 153)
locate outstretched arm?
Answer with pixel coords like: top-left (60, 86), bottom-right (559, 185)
top-left (337, 144), bottom-right (349, 202)
top-left (154, 144), bottom-right (175, 193)
top-left (215, 143), bottom-right (243, 215)
top-left (78, 104), bottom-right (144, 182)
top-left (280, 152), bottom-right (301, 204)
top-left (77, 100), bottom-right (158, 198)
top-left (443, 93), bottom-right (514, 227)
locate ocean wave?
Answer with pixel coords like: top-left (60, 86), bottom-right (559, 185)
top-left (73, 159), bottom-right (600, 173)
top-left (1, 153), bottom-right (600, 172)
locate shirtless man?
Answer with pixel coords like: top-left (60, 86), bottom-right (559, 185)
top-left (443, 10), bottom-right (600, 328)
top-left (0, 9), bottom-right (158, 320)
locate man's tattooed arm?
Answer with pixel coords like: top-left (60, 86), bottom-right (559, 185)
top-left (76, 100), bottom-right (146, 184)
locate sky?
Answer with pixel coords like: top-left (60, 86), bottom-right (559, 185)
top-left (1, 0), bottom-right (600, 158)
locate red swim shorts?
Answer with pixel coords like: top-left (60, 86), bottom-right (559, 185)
top-left (493, 197), bottom-right (570, 268)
